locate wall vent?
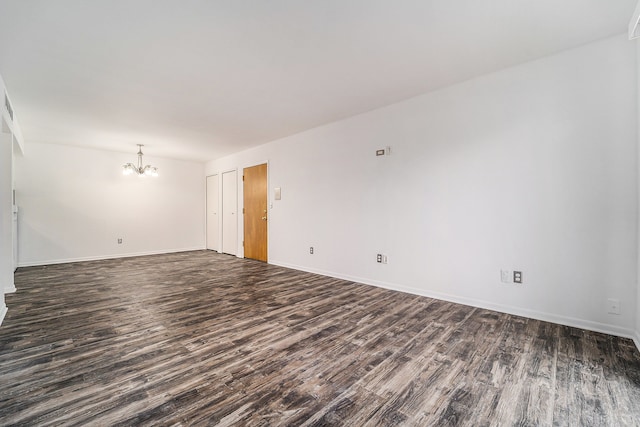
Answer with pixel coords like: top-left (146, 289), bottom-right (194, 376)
top-left (4, 92), bottom-right (13, 121)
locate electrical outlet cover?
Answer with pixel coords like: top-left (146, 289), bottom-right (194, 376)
top-left (513, 271), bottom-right (522, 284)
top-left (607, 298), bottom-right (620, 315)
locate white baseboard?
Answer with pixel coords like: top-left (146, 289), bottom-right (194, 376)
top-left (17, 247), bottom-right (207, 268)
top-left (270, 260), bottom-right (638, 343)
top-left (0, 303), bottom-right (7, 327)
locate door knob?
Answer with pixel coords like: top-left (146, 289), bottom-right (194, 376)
top-left (261, 216), bottom-right (267, 220)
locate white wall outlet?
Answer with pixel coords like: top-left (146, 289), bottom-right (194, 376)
top-left (309, 246), bottom-right (314, 255)
top-left (607, 298), bottom-right (620, 315)
top-left (500, 270), bottom-right (511, 283)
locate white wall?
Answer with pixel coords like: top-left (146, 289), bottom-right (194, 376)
top-left (16, 143), bottom-right (205, 265)
top-left (0, 74), bottom-right (23, 325)
top-left (636, 39), bottom-right (640, 350)
top-left (208, 34), bottom-right (638, 340)
top-left (0, 130), bottom-right (11, 325)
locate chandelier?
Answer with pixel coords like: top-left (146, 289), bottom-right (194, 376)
top-left (122, 144), bottom-right (158, 177)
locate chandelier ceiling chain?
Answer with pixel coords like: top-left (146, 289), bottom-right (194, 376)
top-left (122, 144), bottom-right (158, 177)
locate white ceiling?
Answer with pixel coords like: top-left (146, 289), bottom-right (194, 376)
top-left (0, 0), bottom-right (636, 162)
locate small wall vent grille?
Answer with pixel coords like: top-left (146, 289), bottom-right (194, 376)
top-left (4, 92), bottom-right (13, 121)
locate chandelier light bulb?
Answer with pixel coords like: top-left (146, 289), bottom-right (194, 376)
top-left (122, 163), bottom-right (136, 175)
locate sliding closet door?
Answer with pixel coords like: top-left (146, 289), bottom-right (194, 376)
top-left (221, 170), bottom-right (237, 255)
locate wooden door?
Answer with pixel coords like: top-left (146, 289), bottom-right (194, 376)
top-left (222, 170), bottom-right (237, 255)
top-left (206, 174), bottom-right (219, 251)
top-left (243, 164), bottom-right (268, 262)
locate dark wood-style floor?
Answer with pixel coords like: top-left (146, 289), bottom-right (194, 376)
top-left (1, 251), bottom-right (639, 426)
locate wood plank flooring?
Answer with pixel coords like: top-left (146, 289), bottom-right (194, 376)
top-left (0, 251), bottom-right (639, 426)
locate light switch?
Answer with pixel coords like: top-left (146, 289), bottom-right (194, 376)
top-left (500, 270), bottom-right (510, 283)
top-left (274, 187), bottom-right (281, 200)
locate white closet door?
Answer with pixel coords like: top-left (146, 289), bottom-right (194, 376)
top-left (206, 175), bottom-right (219, 251)
top-left (221, 170), bottom-right (237, 255)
